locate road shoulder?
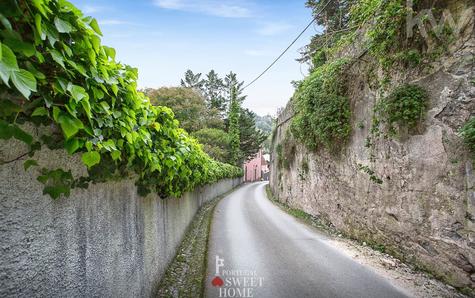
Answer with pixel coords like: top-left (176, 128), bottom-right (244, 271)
top-left (265, 185), bottom-right (468, 298)
top-left (154, 186), bottom-right (241, 297)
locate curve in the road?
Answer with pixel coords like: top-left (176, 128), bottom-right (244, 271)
top-left (205, 182), bottom-right (410, 298)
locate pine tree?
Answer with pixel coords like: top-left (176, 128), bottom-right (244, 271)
top-left (239, 108), bottom-right (268, 160)
top-left (203, 70), bottom-right (226, 113)
top-left (228, 86), bottom-right (241, 166)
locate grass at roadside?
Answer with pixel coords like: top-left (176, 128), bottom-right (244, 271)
top-left (264, 185), bottom-right (340, 237)
top-left (154, 187), bottom-right (237, 297)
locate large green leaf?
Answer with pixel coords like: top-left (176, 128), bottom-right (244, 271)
top-left (24, 159), bottom-right (38, 170)
top-left (0, 44), bottom-right (18, 86)
top-left (54, 17), bottom-right (74, 33)
top-left (90, 18), bottom-right (102, 36)
top-left (57, 113), bottom-right (84, 139)
top-left (70, 85), bottom-right (89, 103)
top-left (65, 138), bottom-right (82, 154)
top-left (0, 120), bottom-right (13, 139)
top-left (103, 46), bottom-right (116, 60)
top-left (82, 151), bottom-right (100, 168)
top-left (35, 14), bottom-right (43, 38)
top-left (4, 38), bottom-right (35, 57)
top-left (11, 124), bottom-right (33, 145)
top-left (81, 99), bottom-right (92, 119)
top-left (11, 69), bottom-right (37, 99)
top-left (0, 13), bottom-right (12, 30)
top-left (0, 99), bottom-right (21, 117)
top-left (49, 49), bottom-right (65, 68)
top-left (31, 106), bottom-right (49, 117)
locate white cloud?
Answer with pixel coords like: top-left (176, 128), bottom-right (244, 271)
top-left (153, 0), bottom-right (253, 18)
top-left (82, 5), bottom-right (105, 14)
top-left (256, 22), bottom-right (292, 36)
top-left (99, 19), bottom-right (131, 25)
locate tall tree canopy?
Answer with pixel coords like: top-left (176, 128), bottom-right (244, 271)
top-left (192, 128), bottom-right (231, 163)
top-left (179, 69), bottom-right (267, 164)
top-left (203, 70), bottom-right (226, 113)
top-left (228, 87), bottom-right (241, 166)
top-left (239, 109), bottom-right (268, 161)
top-left (144, 87), bottom-right (208, 133)
top-left (180, 70), bottom-right (204, 89)
top-left (299, 0), bottom-right (355, 66)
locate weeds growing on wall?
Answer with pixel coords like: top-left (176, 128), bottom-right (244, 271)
top-left (460, 117), bottom-right (475, 155)
top-left (374, 84), bottom-right (429, 137)
top-left (291, 59), bottom-right (351, 153)
top-left (0, 0), bottom-right (242, 199)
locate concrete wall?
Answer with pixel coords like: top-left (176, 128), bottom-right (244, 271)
top-left (270, 2), bottom-right (474, 289)
top-left (0, 135), bottom-right (241, 297)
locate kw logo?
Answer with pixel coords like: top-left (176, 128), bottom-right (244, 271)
top-left (406, 0), bottom-right (473, 40)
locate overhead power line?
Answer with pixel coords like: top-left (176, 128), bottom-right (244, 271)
top-left (242, 0), bottom-right (332, 90)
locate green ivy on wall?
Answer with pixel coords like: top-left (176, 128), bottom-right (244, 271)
top-left (291, 58), bottom-right (351, 153)
top-left (0, 0), bottom-right (242, 199)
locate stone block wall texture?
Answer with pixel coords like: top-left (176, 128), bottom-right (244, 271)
top-left (270, 3), bottom-right (475, 289)
top-left (0, 134), bottom-right (241, 297)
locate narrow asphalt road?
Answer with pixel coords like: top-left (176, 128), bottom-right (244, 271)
top-left (205, 182), bottom-right (410, 298)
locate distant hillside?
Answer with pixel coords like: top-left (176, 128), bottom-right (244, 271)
top-left (255, 114), bottom-right (275, 135)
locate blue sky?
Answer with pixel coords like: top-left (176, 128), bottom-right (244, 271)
top-left (71, 0), bottom-right (316, 115)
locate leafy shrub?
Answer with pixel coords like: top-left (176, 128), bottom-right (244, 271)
top-left (460, 117), bottom-right (475, 154)
top-left (192, 128), bottom-right (230, 163)
top-left (374, 84), bottom-right (428, 135)
top-left (0, 0), bottom-right (242, 199)
top-left (291, 59), bottom-right (351, 152)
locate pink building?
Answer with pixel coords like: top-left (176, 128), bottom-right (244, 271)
top-left (243, 149), bottom-right (270, 182)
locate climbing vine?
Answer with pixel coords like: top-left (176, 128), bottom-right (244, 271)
top-left (373, 84), bottom-right (428, 137)
top-left (291, 58), bottom-right (351, 153)
top-left (0, 0), bottom-right (242, 199)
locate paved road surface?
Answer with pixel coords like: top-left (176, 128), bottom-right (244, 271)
top-left (205, 182), bottom-right (409, 298)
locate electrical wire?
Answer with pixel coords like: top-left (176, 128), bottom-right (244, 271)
top-left (242, 0), bottom-right (332, 90)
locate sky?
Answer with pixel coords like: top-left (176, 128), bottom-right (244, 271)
top-left (71, 0), bottom-right (316, 116)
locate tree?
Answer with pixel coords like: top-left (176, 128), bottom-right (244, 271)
top-left (144, 87), bottom-right (207, 133)
top-left (298, 0), bottom-right (355, 65)
top-left (228, 86), bottom-right (241, 165)
top-left (223, 72), bottom-right (246, 103)
top-left (202, 70), bottom-right (227, 113)
top-left (180, 70), bottom-right (204, 89)
top-left (239, 109), bottom-right (268, 160)
top-left (192, 128), bottom-right (231, 163)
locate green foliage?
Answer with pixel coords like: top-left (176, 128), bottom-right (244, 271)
top-left (300, 0), bottom-right (355, 65)
top-left (357, 163), bottom-right (383, 184)
top-left (37, 168), bottom-right (74, 199)
top-left (228, 87), bottom-right (241, 165)
top-left (192, 128), bottom-right (230, 163)
top-left (0, 0), bottom-right (241, 199)
top-left (291, 59), bottom-right (351, 152)
top-left (460, 117), bottom-right (475, 154)
top-left (374, 84), bottom-right (428, 136)
top-left (239, 108), bottom-right (268, 161)
top-left (357, 0), bottom-right (407, 67)
top-left (144, 87), bottom-right (209, 133)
